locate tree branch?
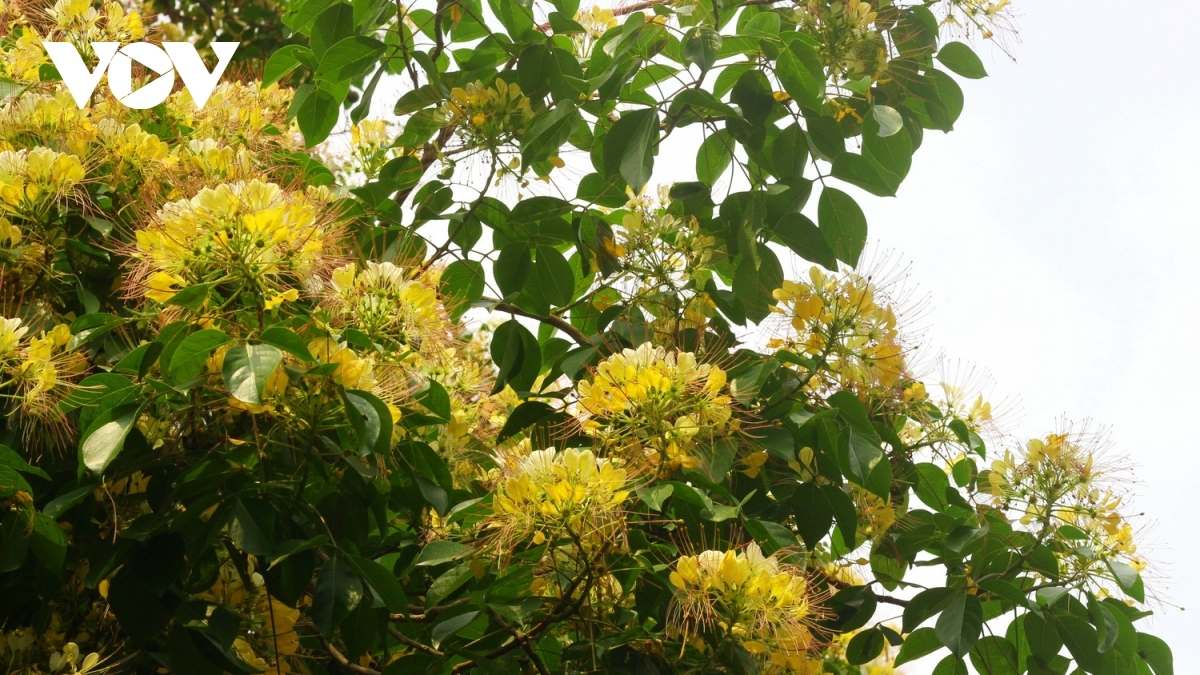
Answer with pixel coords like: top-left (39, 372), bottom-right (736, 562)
top-left (490, 300), bottom-right (591, 346)
top-left (489, 611), bottom-right (551, 675)
top-left (386, 626), bottom-right (446, 657)
top-left (318, 636), bottom-right (382, 675)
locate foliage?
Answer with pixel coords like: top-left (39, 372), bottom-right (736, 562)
top-left (0, 0), bottom-right (1174, 675)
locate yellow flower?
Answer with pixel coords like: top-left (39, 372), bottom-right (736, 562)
top-left (264, 288), bottom-right (300, 310)
top-left (578, 343), bottom-right (733, 474)
top-left (145, 271), bottom-right (187, 303)
top-left (485, 443), bottom-right (629, 558)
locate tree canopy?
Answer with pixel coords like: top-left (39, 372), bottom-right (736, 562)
top-left (0, 1), bottom-right (1173, 675)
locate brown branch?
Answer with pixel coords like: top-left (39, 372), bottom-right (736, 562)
top-left (449, 567), bottom-right (596, 674)
top-left (386, 626), bottom-right (446, 657)
top-left (318, 636), bottom-right (382, 675)
top-left (489, 611), bottom-right (551, 675)
top-left (491, 300), bottom-right (591, 346)
top-left (393, 125), bottom-right (457, 208)
top-left (390, 599), bottom-right (471, 622)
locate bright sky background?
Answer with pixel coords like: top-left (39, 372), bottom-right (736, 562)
top-left (847, 0), bottom-right (1199, 662)
top-left (359, 0), bottom-right (1197, 665)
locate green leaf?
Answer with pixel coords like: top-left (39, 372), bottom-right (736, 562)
top-left (345, 389), bottom-right (392, 455)
top-left (969, 636), bottom-right (1019, 675)
top-left (730, 70), bottom-right (774, 126)
top-left (312, 557), bottom-right (363, 638)
top-left (441, 260), bottom-right (485, 319)
top-left (904, 588), bottom-right (956, 633)
top-left (818, 187), bottom-right (868, 266)
top-left (1137, 633), bottom-right (1173, 675)
top-left (522, 103), bottom-right (581, 166)
top-left (310, 3), bottom-right (355, 59)
top-left (0, 77), bottom-right (30, 99)
top-left (416, 379), bottom-right (452, 421)
top-left (42, 484), bottom-right (98, 519)
top-left (846, 628), bottom-right (886, 665)
top-left (895, 627), bottom-right (942, 666)
top-left (416, 540), bottom-right (470, 566)
top-left (772, 124), bottom-right (810, 178)
top-left (167, 329), bottom-right (231, 385)
top-left (228, 499), bottom-right (274, 557)
top-left (913, 462), bottom-right (952, 512)
top-left (776, 39), bottom-right (825, 109)
top-left (29, 513), bottom-right (67, 572)
top-left (496, 242), bottom-right (532, 296)
top-left (1108, 561), bottom-right (1145, 602)
top-left (316, 36), bottom-right (385, 82)
top-left (292, 84), bottom-right (340, 148)
top-left (258, 326), bottom-right (316, 363)
top-left (165, 282), bottom-right (215, 312)
top-left (533, 245), bottom-right (575, 307)
top-left (80, 403), bottom-right (142, 476)
top-left (932, 655), bottom-right (968, 675)
top-left (497, 401), bottom-right (557, 442)
top-left (0, 512), bottom-right (28, 572)
top-left (0, 466), bottom-right (27, 500)
top-left (742, 11), bottom-right (780, 38)
top-left (774, 213), bottom-right (836, 270)
top-left (872, 104), bottom-right (904, 137)
top-left (683, 27), bottom-right (722, 74)
top-left (602, 108), bottom-right (658, 193)
top-left (1023, 610), bottom-right (1063, 660)
top-left (263, 45), bottom-right (313, 87)
top-left (490, 320), bottom-right (541, 394)
top-left (636, 483), bottom-right (674, 512)
top-left (431, 609), bottom-right (480, 648)
top-left (64, 372), bottom-right (139, 436)
top-left (790, 482), bottom-right (832, 549)
top-left (697, 130), bottom-right (733, 185)
top-left (222, 344), bottom-right (283, 404)
top-left (1056, 614), bottom-right (1101, 673)
top-left (0, 445), bottom-right (49, 481)
top-left (839, 429), bottom-right (883, 491)
top-left (935, 594), bottom-right (983, 658)
top-left (349, 555), bottom-right (407, 613)
top-left (937, 41), bottom-right (988, 79)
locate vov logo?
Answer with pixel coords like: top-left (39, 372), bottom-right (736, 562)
top-left (42, 41), bottom-right (239, 110)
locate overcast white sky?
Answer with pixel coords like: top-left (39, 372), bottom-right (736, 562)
top-left (362, 0), bottom-right (1196, 664)
top-left (851, 0), bottom-right (1199, 662)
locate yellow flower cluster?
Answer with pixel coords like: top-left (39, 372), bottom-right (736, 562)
top-left (179, 137), bottom-right (254, 180)
top-left (308, 338), bottom-right (379, 392)
top-left (94, 120), bottom-right (171, 176)
top-left (166, 81), bottom-right (297, 145)
top-left (347, 120), bottom-right (395, 176)
top-left (444, 78), bottom-right (534, 148)
top-left (324, 261), bottom-right (452, 352)
top-left (795, 0), bottom-right (885, 80)
top-left (988, 432), bottom-right (1145, 584)
top-left (134, 179), bottom-right (336, 308)
top-left (0, 147), bottom-right (85, 220)
top-left (571, 5), bottom-right (618, 56)
top-left (46, 0), bottom-right (144, 42)
top-left (0, 90), bottom-right (93, 155)
top-left (0, 316), bottom-right (83, 445)
top-left (1, 1), bottom-right (144, 84)
top-left (488, 443), bottom-right (629, 554)
top-left (669, 544), bottom-right (821, 673)
top-left (771, 267), bottom-right (906, 395)
top-left (609, 208), bottom-right (722, 340)
top-left (577, 342), bottom-right (733, 474)
top-left (197, 558), bottom-right (300, 674)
